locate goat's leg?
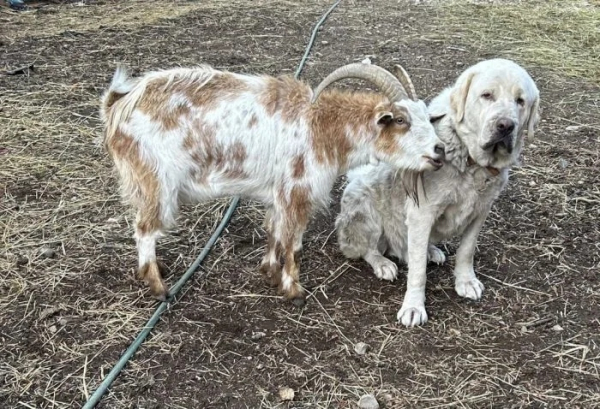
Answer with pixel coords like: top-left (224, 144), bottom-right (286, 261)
top-left (278, 228), bottom-right (307, 307)
top-left (259, 208), bottom-right (283, 287)
top-left (272, 203), bottom-right (310, 307)
top-left (134, 196), bottom-right (178, 301)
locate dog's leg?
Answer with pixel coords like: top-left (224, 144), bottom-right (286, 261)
top-left (397, 208), bottom-right (434, 327)
top-left (427, 244), bottom-right (446, 265)
top-left (454, 214), bottom-right (487, 300)
top-left (364, 248), bottom-right (398, 281)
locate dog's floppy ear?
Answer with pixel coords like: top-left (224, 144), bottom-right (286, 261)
top-left (450, 71), bottom-right (476, 123)
top-left (526, 94), bottom-right (540, 139)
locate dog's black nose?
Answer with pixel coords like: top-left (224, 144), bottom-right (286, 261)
top-left (434, 143), bottom-right (445, 158)
top-left (495, 118), bottom-right (515, 136)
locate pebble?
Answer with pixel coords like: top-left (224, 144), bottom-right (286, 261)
top-left (552, 324), bottom-right (564, 332)
top-left (566, 125), bottom-right (582, 132)
top-left (558, 158), bottom-right (569, 169)
top-left (279, 387), bottom-right (295, 401)
top-left (250, 331), bottom-right (266, 341)
top-left (358, 394), bottom-right (379, 409)
top-left (40, 247), bottom-right (56, 259)
top-left (354, 342), bottom-right (369, 355)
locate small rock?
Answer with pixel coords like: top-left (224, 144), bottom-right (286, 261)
top-left (354, 342), bottom-right (369, 355)
top-left (361, 57), bottom-right (372, 65)
top-left (558, 158), bottom-right (569, 169)
top-left (358, 394), bottom-right (379, 409)
top-left (321, 40), bottom-right (329, 45)
top-left (39, 306), bottom-right (61, 321)
top-left (40, 247), bottom-right (56, 259)
top-left (49, 325), bottom-right (57, 333)
top-left (520, 325), bottom-right (528, 333)
top-left (566, 125), bottom-right (582, 132)
top-left (57, 317), bottom-right (68, 326)
top-left (552, 324), bottom-right (564, 332)
top-left (279, 387), bottom-right (295, 401)
top-left (250, 331), bottom-right (266, 341)
top-left (528, 180), bottom-right (536, 187)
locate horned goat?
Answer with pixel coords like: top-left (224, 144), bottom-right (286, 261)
top-left (100, 62), bottom-right (445, 306)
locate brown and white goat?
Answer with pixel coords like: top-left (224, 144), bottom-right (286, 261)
top-left (100, 62), bottom-right (445, 305)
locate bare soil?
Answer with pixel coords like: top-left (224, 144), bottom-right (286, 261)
top-left (1, 1), bottom-right (599, 408)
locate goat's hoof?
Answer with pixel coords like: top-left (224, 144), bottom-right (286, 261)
top-left (153, 291), bottom-right (168, 302)
top-left (149, 280), bottom-right (168, 301)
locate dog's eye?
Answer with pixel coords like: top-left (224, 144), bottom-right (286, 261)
top-left (516, 97), bottom-right (525, 106)
top-left (395, 118), bottom-right (405, 125)
top-left (481, 92), bottom-right (494, 100)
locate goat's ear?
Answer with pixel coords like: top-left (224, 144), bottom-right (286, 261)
top-left (450, 71), bottom-right (476, 123)
top-left (376, 111), bottom-right (394, 126)
top-left (526, 94), bottom-right (540, 139)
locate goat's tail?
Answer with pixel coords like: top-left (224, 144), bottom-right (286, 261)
top-left (100, 65), bottom-right (145, 141)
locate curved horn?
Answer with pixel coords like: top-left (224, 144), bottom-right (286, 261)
top-left (393, 64), bottom-right (417, 101)
top-left (311, 63), bottom-right (409, 104)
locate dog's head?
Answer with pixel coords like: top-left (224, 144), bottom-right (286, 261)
top-left (449, 59), bottom-right (540, 169)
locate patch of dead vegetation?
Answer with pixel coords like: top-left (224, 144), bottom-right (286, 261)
top-left (0, 0), bottom-right (599, 408)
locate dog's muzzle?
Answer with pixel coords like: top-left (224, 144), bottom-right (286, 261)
top-left (483, 117), bottom-right (515, 154)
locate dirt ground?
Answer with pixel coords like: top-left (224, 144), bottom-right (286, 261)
top-left (1, 0), bottom-right (599, 408)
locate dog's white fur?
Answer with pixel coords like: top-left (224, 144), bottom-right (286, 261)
top-left (336, 59), bottom-right (540, 326)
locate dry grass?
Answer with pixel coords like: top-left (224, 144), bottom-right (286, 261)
top-left (427, 0), bottom-right (600, 83)
top-left (0, 0), bottom-right (599, 408)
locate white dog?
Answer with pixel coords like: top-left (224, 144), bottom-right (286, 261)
top-left (336, 59), bottom-right (540, 326)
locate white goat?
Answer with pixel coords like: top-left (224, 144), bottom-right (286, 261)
top-left (100, 62), bottom-right (445, 305)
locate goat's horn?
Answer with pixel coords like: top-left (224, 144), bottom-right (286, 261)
top-left (393, 64), bottom-right (417, 101)
top-left (311, 63), bottom-right (409, 104)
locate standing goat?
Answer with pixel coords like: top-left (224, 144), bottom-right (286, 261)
top-left (100, 62), bottom-right (445, 306)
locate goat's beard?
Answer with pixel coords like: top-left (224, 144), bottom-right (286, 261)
top-left (396, 169), bottom-right (425, 206)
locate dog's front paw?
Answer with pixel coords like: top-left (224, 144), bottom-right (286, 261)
top-left (372, 257), bottom-right (398, 281)
top-left (455, 277), bottom-right (485, 300)
top-left (427, 245), bottom-right (446, 265)
top-left (397, 305), bottom-right (428, 327)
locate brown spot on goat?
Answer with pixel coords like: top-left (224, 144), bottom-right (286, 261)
top-left (138, 72), bottom-right (248, 131)
top-left (291, 155), bottom-right (305, 179)
top-left (223, 143), bottom-right (247, 179)
top-left (138, 77), bottom-right (191, 131)
top-left (185, 72), bottom-right (249, 110)
top-left (103, 91), bottom-right (127, 112)
top-left (107, 128), bottom-right (162, 235)
top-left (310, 91), bottom-right (386, 167)
top-left (259, 76), bottom-right (310, 123)
top-left (375, 106), bottom-right (411, 156)
top-left (248, 114), bottom-right (258, 128)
